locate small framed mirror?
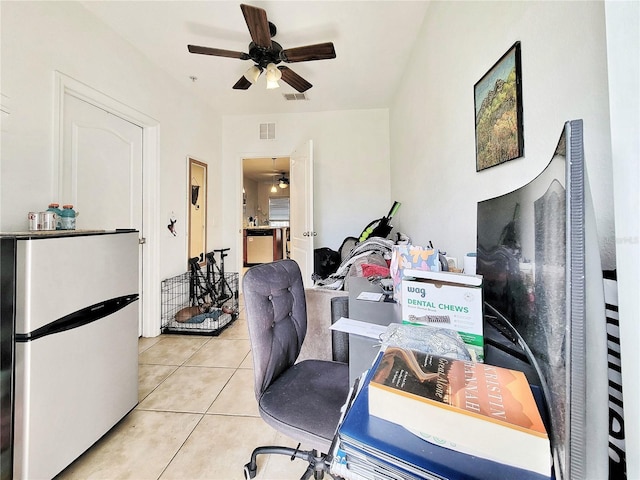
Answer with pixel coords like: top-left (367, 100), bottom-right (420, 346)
top-left (188, 157), bottom-right (207, 266)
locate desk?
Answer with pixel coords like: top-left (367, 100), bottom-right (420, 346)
top-left (347, 277), bottom-right (401, 384)
top-left (333, 351), bottom-right (550, 480)
top-left (338, 278), bottom-right (549, 479)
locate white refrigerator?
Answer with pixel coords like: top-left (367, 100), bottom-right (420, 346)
top-left (0, 230), bottom-right (139, 479)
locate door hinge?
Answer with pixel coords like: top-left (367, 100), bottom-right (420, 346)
top-left (139, 237), bottom-right (146, 245)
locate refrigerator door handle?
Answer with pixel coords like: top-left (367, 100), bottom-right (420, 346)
top-left (15, 294), bottom-right (139, 342)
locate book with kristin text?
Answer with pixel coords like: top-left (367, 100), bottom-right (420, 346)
top-left (368, 347), bottom-right (551, 476)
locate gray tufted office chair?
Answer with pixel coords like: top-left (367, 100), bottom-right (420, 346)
top-left (242, 259), bottom-right (350, 480)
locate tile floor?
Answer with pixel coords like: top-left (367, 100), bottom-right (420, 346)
top-left (55, 297), bottom-right (315, 480)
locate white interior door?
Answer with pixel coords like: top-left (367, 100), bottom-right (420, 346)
top-left (62, 94), bottom-right (143, 229)
top-left (289, 140), bottom-right (314, 287)
top-left (62, 93), bottom-right (144, 331)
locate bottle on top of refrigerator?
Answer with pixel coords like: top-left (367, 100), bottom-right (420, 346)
top-left (47, 203), bottom-right (63, 230)
top-left (61, 205), bottom-right (76, 230)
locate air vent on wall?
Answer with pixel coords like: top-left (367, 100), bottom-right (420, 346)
top-left (259, 123), bottom-right (275, 140)
top-left (283, 93), bottom-right (308, 101)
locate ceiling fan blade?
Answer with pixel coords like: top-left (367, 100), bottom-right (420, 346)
top-left (278, 66), bottom-right (312, 93)
top-left (281, 42), bottom-right (336, 63)
top-left (188, 45), bottom-right (250, 60)
top-left (240, 4), bottom-right (272, 49)
top-left (233, 76), bottom-right (253, 90)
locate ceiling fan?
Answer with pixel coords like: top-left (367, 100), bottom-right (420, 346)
top-left (187, 3), bottom-right (336, 92)
top-left (277, 172), bottom-right (289, 188)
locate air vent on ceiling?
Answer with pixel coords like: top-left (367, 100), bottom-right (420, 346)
top-left (283, 93), bottom-right (308, 101)
top-left (259, 123), bottom-right (275, 140)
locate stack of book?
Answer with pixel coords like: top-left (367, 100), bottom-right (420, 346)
top-left (331, 348), bottom-right (553, 480)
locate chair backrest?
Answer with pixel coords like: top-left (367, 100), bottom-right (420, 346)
top-left (242, 259), bottom-right (308, 401)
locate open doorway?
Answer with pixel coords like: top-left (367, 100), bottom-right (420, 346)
top-left (242, 157), bottom-right (290, 270)
top-left (237, 141), bottom-right (314, 286)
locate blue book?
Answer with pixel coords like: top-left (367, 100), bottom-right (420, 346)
top-left (338, 354), bottom-right (552, 480)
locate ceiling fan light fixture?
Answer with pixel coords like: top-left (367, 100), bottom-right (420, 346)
top-left (265, 63), bottom-right (282, 89)
top-left (266, 78), bottom-right (280, 89)
top-left (266, 63), bottom-right (280, 76)
top-left (244, 65), bottom-right (262, 84)
top-left (278, 173), bottom-right (289, 189)
top-left (187, 4), bottom-right (336, 93)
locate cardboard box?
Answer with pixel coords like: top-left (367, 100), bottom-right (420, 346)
top-left (401, 269), bottom-right (484, 362)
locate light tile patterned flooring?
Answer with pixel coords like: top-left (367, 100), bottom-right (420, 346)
top-left (56, 297), bottom-right (313, 480)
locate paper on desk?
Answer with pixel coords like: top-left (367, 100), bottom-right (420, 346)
top-left (330, 317), bottom-right (389, 340)
top-left (356, 291), bottom-right (384, 302)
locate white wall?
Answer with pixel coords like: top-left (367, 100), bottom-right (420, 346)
top-left (221, 109), bottom-right (391, 273)
top-left (0, 1), bottom-right (222, 284)
top-left (390, 1), bottom-right (615, 270)
top-left (389, 0), bottom-right (638, 473)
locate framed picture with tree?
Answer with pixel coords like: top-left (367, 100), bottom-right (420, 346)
top-left (474, 41), bottom-right (524, 171)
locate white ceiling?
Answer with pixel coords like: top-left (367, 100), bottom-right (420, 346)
top-left (80, 1), bottom-right (429, 116)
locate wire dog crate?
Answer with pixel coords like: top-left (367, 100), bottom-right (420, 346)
top-left (161, 270), bottom-right (239, 335)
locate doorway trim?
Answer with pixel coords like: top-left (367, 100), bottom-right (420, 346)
top-left (54, 71), bottom-right (161, 337)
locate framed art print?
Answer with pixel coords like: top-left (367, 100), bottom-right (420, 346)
top-left (474, 41), bottom-right (524, 171)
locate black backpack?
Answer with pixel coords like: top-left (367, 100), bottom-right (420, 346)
top-left (312, 247), bottom-right (341, 281)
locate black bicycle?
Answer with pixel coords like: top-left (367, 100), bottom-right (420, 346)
top-left (188, 256), bottom-right (216, 308)
top-left (205, 248), bottom-right (238, 308)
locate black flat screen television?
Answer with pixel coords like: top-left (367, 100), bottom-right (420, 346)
top-left (477, 120), bottom-right (608, 480)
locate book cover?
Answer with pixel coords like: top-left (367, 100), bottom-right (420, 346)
top-left (368, 347), bottom-right (551, 476)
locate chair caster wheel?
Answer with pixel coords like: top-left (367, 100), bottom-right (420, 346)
top-left (244, 463), bottom-right (257, 479)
